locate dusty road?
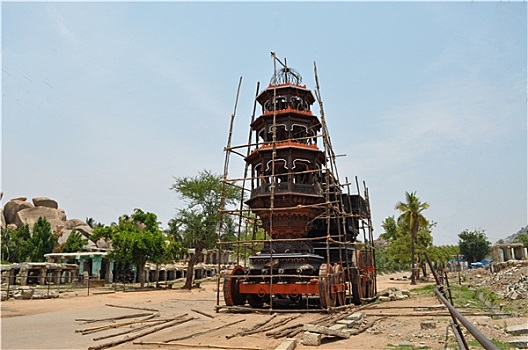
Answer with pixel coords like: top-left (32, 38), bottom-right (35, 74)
top-left (1, 272), bottom-right (522, 350)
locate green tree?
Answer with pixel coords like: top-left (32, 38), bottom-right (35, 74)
top-left (513, 232), bottom-right (528, 249)
top-left (395, 192), bottom-right (430, 285)
top-left (379, 216), bottom-right (399, 242)
top-left (1, 227), bottom-right (10, 262)
top-left (85, 217), bottom-right (104, 229)
top-left (29, 217), bottom-right (57, 262)
top-left (62, 229), bottom-right (89, 253)
top-left (2, 226), bottom-right (32, 263)
top-left (458, 229), bottom-right (491, 263)
top-left (92, 209), bottom-right (165, 287)
top-left (427, 244), bottom-right (459, 272)
top-left (12, 225), bottom-right (33, 262)
top-left (170, 170), bottom-right (241, 289)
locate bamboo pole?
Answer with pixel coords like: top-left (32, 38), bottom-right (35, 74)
top-left (88, 316), bottom-right (195, 350)
top-left (75, 312), bottom-right (154, 323)
top-left (105, 304), bottom-right (159, 312)
top-left (92, 320), bottom-right (166, 341)
top-left (191, 309), bottom-right (215, 319)
top-left (133, 341), bottom-right (266, 350)
top-left (76, 313), bottom-right (161, 335)
top-left (164, 318), bottom-right (245, 342)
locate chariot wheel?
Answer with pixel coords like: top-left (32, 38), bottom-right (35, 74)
top-left (351, 269), bottom-right (365, 305)
top-left (247, 294), bottom-right (265, 308)
top-left (319, 263), bottom-right (336, 309)
top-left (334, 264), bottom-right (346, 306)
top-left (223, 265), bottom-right (246, 306)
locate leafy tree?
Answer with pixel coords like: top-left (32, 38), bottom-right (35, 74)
top-left (85, 217), bottom-right (104, 229)
top-left (395, 192), bottom-right (430, 284)
top-left (374, 244), bottom-right (407, 273)
top-left (513, 232), bottom-right (528, 249)
top-left (387, 224), bottom-right (433, 271)
top-left (12, 225), bottom-right (33, 262)
top-left (62, 229), bottom-right (89, 253)
top-left (170, 170), bottom-right (241, 289)
top-left (427, 245), bottom-right (460, 270)
top-left (379, 216), bottom-right (398, 241)
top-left (30, 217), bottom-right (57, 262)
top-left (1, 227), bottom-right (10, 262)
top-left (92, 209), bottom-right (165, 287)
top-left (458, 229), bottom-right (491, 263)
top-left (2, 226), bottom-right (32, 263)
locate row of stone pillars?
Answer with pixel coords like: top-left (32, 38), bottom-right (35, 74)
top-left (4, 264), bottom-right (78, 286)
top-left (492, 243), bottom-right (528, 262)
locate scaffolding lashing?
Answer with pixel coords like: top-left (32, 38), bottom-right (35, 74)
top-left (216, 53), bottom-right (376, 313)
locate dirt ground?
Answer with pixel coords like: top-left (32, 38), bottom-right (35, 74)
top-left (1, 272), bottom-right (524, 350)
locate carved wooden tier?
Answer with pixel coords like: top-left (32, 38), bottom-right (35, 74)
top-left (245, 80), bottom-right (327, 239)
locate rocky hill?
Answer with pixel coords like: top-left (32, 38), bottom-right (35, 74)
top-left (1, 196), bottom-right (102, 250)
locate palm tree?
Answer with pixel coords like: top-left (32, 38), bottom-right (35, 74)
top-left (395, 192), bottom-right (429, 285)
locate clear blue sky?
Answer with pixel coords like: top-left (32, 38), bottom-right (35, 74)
top-left (2, 2), bottom-right (526, 246)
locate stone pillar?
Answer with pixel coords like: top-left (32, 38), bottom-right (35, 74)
top-left (40, 268), bottom-right (48, 285)
top-left (492, 246), bottom-right (501, 262)
top-left (54, 267), bottom-right (62, 284)
top-left (105, 260), bottom-right (114, 283)
top-left (503, 247), bottom-right (512, 261)
top-left (92, 255), bottom-right (102, 280)
top-left (62, 270), bottom-right (69, 284)
top-left (20, 268), bottom-right (28, 286)
top-left (78, 257), bottom-right (85, 274)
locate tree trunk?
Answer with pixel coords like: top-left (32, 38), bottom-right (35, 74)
top-left (420, 261), bottom-right (427, 279)
top-left (138, 261), bottom-right (146, 288)
top-left (183, 244), bottom-right (203, 290)
top-left (410, 220), bottom-right (418, 285)
top-left (155, 263), bottom-right (160, 289)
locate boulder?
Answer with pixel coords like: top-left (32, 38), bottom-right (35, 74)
top-left (58, 209), bottom-right (67, 221)
top-left (13, 288), bottom-right (34, 300)
top-left (74, 225), bottom-right (92, 238)
top-left (0, 208), bottom-right (5, 230)
top-left (4, 199), bottom-right (34, 225)
top-left (32, 197), bottom-right (58, 209)
top-left (64, 218), bottom-right (87, 230)
top-left (14, 207), bottom-right (64, 231)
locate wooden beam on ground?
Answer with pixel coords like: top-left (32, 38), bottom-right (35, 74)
top-left (76, 313), bottom-right (161, 335)
top-left (163, 318), bottom-right (246, 342)
top-left (92, 320), bottom-right (167, 341)
top-left (191, 308), bottom-right (215, 319)
top-left (134, 341), bottom-right (266, 350)
top-left (105, 304), bottom-right (159, 312)
top-left (75, 312), bottom-right (154, 323)
top-left (88, 316), bottom-right (195, 350)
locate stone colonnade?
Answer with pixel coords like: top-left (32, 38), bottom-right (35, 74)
top-left (492, 243), bottom-right (528, 263)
